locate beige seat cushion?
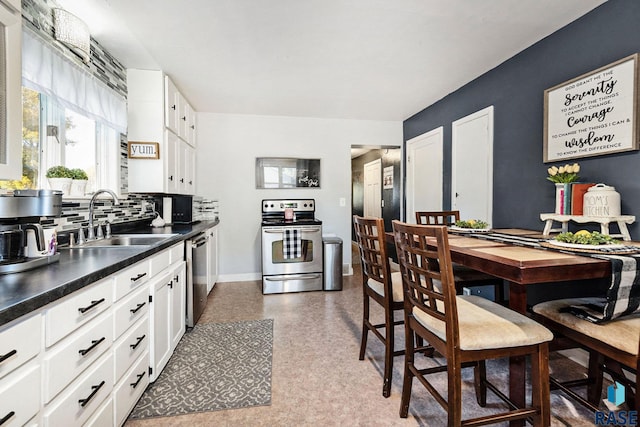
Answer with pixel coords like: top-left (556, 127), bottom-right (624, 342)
top-left (533, 297), bottom-right (640, 356)
top-left (413, 295), bottom-right (553, 350)
top-left (367, 271), bottom-right (404, 302)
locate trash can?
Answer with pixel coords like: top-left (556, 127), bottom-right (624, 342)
top-left (323, 236), bottom-right (343, 291)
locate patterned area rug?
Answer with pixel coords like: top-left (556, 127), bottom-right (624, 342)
top-left (129, 319), bottom-right (273, 419)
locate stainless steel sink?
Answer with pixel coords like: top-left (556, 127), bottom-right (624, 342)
top-left (72, 233), bottom-right (177, 248)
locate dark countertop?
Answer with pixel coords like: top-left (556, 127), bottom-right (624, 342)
top-left (0, 220), bottom-right (219, 328)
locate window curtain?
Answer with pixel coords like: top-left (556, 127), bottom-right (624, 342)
top-left (21, 28), bottom-right (127, 134)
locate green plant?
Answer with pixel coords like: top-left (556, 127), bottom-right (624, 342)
top-left (69, 168), bottom-right (88, 180)
top-left (45, 166), bottom-right (72, 178)
top-left (547, 163), bottom-right (580, 183)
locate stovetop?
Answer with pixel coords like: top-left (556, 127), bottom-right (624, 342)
top-left (261, 217), bottom-right (322, 227)
top-left (261, 198), bottom-right (321, 227)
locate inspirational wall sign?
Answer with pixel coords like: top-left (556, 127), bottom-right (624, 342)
top-left (543, 53), bottom-right (639, 162)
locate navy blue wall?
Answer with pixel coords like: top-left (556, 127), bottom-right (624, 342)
top-left (404, 0), bottom-right (640, 237)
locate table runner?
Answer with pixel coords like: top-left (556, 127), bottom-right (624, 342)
top-left (450, 230), bottom-right (640, 323)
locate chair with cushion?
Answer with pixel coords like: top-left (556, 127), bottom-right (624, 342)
top-left (353, 215), bottom-right (406, 398)
top-left (415, 210), bottom-right (504, 303)
top-left (532, 297), bottom-right (640, 411)
top-left (392, 220), bottom-right (553, 426)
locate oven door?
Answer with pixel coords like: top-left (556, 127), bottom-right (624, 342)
top-left (261, 225), bottom-right (323, 276)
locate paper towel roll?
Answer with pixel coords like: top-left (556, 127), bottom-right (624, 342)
top-left (163, 197), bottom-right (173, 224)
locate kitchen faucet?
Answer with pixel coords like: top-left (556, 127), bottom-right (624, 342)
top-left (87, 189), bottom-right (120, 240)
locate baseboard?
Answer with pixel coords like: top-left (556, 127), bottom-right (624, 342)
top-left (218, 272), bottom-right (262, 283)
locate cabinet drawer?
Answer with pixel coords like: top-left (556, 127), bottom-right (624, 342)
top-left (43, 352), bottom-right (113, 427)
top-left (0, 314), bottom-right (41, 380)
top-left (45, 278), bottom-right (113, 347)
top-left (169, 242), bottom-right (184, 264)
top-left (113, 284), bottom-right (149, 340)
top-left (113, 316), bottom-right (148, 383)
top-left (113, 259), bottom-right (151, 302)
top-left (43, 312), bottom-right (113, 403)
top-left (149, 248), bottom-right (171, 276)
top-left (114, 351), bottom-right (149, 426)
top-left (83, 396), bottom-right (113, 427)
top-left (0, 362), bottom-right (40, 427)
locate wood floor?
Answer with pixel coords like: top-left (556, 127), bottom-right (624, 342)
top-left (124, 249), bottom-right (598, 426)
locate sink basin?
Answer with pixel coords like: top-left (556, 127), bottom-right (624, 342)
top-left (73, 233), bottom-right (177, 248)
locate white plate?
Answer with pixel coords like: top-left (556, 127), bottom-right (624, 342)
top-left (449, 226), bottom-right (492, 233)
top-left (546, 240), bottom-right (626, 250)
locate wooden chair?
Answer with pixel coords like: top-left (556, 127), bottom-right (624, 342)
top-left (415, 210), bottom-right (504, 303)
top-left (532, 297), bottom-right (640, 411)
top-left (392, 220), bottom-right (553, 426)
top-left (353, 215), bottom-right (406, 398)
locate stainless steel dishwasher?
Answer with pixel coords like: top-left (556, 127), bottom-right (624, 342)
top-left (186, 232), bottom-right (208, 327)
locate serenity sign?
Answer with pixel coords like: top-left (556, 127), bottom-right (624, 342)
top-left (543, 54), bottom-right (639, 162)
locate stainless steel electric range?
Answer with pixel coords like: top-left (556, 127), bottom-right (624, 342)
top-left (261, 199), bottom-right (323, 294)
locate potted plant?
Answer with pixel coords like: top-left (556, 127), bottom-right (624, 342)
top-left (46, 166), bottom-right (73, 195)
top-left (69, 168), bottom-right (89, 197)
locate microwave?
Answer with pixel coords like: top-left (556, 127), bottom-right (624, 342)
top-left (170, 195), bottom-right (203, 224)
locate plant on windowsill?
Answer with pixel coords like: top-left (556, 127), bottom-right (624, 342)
top-left (46, 166), bottom-right (73, 196)
top-left (69, 168), bottom-right (89, 197)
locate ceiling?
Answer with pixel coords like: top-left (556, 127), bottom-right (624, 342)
top-left (57, 0), bottom-right (607, 122)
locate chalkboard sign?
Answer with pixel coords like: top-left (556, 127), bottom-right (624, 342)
top-left (544, 54), bottom-right (639, 162)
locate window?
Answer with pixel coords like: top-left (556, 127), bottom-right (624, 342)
top-left (0, 86), bottom-right (121, 196)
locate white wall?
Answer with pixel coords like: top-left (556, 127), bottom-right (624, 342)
top-left (196, 113), bottom-right (402, 282)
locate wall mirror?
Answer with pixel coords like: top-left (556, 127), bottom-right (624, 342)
top-left (255, 157), bottom-right (321, 189)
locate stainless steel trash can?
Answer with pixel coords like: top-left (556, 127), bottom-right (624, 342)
top-left (323, 237), bottom-right (343, 291)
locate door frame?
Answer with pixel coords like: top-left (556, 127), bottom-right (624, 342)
top-left (405, 127), bottom-right (443, 223)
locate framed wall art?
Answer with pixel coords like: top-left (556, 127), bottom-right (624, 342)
top-left (255, 157), bottom-right (321, 189)
top-left (543, 53), bottom-right (640, 162)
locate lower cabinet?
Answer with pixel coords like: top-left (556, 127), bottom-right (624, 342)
top-left (0, 240), bottom-right (188, 426)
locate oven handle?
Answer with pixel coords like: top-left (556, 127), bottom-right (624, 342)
top-left (263, 227), bottom-right (322, 233)
top-left (264, 274), bottom-right (322, 281)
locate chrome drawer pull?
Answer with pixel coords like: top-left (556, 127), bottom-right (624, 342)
top-left (0, 411), bottom-right (15, 425)
top-left (0, 349), bottom-right (16, 364)
top-left (78, 337), bottom-right (106, 356)
top-left (130, 334), bottom-right (146, 350)
top-left (131, 272), bottom-right (147, 282)
top-left (130, 371), bottom-right (146, 389)
top-left (130, 302), bottom-right (146, 314)
top-left (78, 380), bottom-right (105, 407)
top-left (78, 298), bottom-right (105, 314)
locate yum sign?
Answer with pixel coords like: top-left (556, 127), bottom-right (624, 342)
top-left (128, 142), bottom-right (160, 159)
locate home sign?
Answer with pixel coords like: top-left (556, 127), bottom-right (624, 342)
top-left (543, 53), bottom-right (640, 162)
top-left (128, 141), bottom-right (160, 159)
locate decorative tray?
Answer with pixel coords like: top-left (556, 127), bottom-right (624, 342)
top-left (541, 240), bottom-right (640, 254)
top-left (449, 226), bottom-right (492, 233)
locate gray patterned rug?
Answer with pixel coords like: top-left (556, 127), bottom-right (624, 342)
top-left (129, 319), bottom-right (273, 419)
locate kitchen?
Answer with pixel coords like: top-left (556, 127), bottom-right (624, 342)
top-left (0, 0), bottom-right (638, 425)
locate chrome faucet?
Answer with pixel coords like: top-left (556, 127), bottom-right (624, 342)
top-left (87, 189), bottom-right (120, 240)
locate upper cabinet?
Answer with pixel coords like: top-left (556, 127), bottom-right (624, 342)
top-left (127, 69), bottom-right (196, 194)
top-left (0, 0), bottom-right (23, 180)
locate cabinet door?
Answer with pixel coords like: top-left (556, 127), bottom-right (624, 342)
top-left (180, 142), bottom-right (195, 195)
top-left (179, 95), bottom-right (190, 142)
top-left (188, 110), bottom-right (197, 148)
top-left (164, 76), bottom-right (180, 134)
top-left (149, 270), bottom-right (172, 382)
top-left (166, 131), bottom-right (180, 194)
top-left (170, 262), bottom-right (186, 350)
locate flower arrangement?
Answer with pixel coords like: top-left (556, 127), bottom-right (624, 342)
top-left (45, 165), bottom-right (73, 178)
top-left (547, 163), bottom-right (580, 183)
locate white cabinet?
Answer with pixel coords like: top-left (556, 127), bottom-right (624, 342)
top-left (128, 69), bottom-right (197, 195)
top-left (149, 243), bottom-right (186, 382)
top-left (0, 0), bottom-right (23, 180)
top-left (0, 361), bottom-right (40, 426)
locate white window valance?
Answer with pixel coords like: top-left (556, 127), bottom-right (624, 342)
top-left (21, 28), bottom-right (127, 134)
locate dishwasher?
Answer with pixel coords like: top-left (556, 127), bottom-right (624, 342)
top-left (186, 232), bottom-right (208, 327)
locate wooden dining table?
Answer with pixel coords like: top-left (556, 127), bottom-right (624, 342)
top-left (386, 228), bottom-right (613, 426)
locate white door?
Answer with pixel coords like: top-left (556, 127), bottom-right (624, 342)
top-left (452, 106), bottom-right (493, 224)
top-left (406, 127), bottom-right (443, 223)
top-left (363, 159), bottom-right (382, 217)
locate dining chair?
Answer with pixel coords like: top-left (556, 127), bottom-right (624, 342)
top-left (352, 215), bottom-right (406, 398)
top-left (532, 297), bottom-right (640, 411)
top-left (392, 220), bottom-right (553, 426)
top-left (415, 210), bottom-right (504, 303)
